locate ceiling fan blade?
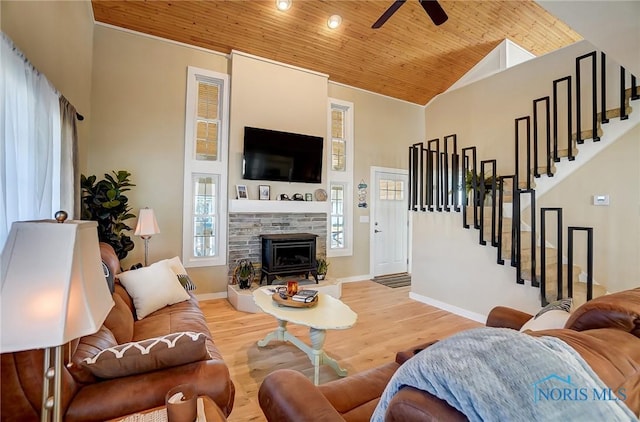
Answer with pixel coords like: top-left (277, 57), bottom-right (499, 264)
top-left (372, 0), bottom-right (406, 29)
top-left (419, 0), bottom-right (448, 26)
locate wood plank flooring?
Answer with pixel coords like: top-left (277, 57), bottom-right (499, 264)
top-left (200, 281), bottom-right (481, 421)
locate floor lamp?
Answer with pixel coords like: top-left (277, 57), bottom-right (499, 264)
top-left (0, 216), bottom-right (115, 422)
top-left (134, 208), bottom-right (160, 266)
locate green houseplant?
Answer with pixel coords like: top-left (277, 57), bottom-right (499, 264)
top-left (316, 258), bottom-right (329, 280)
top-left (81, 170), bottom-right (136, 260)
top-left (234, 259), bottom-right (256, 289)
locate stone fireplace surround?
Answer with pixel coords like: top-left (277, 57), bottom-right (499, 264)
top-left (227, 212), bottom-right (327, 284)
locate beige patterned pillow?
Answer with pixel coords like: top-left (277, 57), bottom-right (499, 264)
top-left (81, 332), bottom-right (209, 379)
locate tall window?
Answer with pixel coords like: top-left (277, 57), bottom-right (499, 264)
top-left (183, 67), bottom-right (229, 267)
top-left (327, 99), bottom-right (354, 257)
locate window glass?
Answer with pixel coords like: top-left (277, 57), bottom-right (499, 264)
top-left (330, 185), bottom-right (345, 248)
top-left (379, 179), bottom-right (404, 201)
top-left (331, 108), bottom-right (346, 171)
top-left (195, 81), bottom-right (220, 161)
top-left (193, 175), bottom-right (217, 257)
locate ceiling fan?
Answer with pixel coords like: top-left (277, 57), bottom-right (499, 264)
top-left (372, 0), bottom-right (448, 29)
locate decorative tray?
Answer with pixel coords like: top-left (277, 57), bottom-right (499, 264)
top-left (272, 293), bottom-right (318, 308)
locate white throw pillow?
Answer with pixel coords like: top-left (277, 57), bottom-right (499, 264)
top-left (520, 310), bottom-right (571, 332)
top-left (118, 260), bottom-right (190, 319)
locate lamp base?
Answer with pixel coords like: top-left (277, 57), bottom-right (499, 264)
top-left (41, 345), bottom-right (63, 422)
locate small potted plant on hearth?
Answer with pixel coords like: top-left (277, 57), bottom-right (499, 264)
top-left (316, 258), bottom-right (329, 281)
top-left (234, 259), bottom-right (256, 289)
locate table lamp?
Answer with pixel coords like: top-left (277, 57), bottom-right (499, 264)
top-left (134, 208), bottom-right (160, 266)
top-left (0, 214), bottom-right (115, 422)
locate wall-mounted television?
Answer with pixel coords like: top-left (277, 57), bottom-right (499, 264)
top-left (242, 126), bottom-right (323, 184)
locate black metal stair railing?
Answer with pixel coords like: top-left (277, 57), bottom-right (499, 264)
top-left (620, 67), bottom-right (629, 120)
top-left (632, 75), bottom-right (639, 100)
top-left (443, 134), bottom-right (459, 212)
top-left (497, 175), bottom-right (517, 266)
top-left (533, 96), bottom-right (552, 178)
top-left (576, 51), bottom-right (599, 143)
top-left (461, 146), bottom-right (478, 229)
top-left (567, 227), bottom-right (594, 301)
top-left (540, 208), bottom-right (563, 306)
top-left (427, 139), bottom-right (441, 211)
top-left (515, 189), bottom-right (536, 286)
top-left (408, 143), bottom-right (424, 211)
top-left (479, 159), bottom-right (498, 247)
top-left (515, 116), bottom-right (532, 190)
top-left (553, 76), bottom-right (574, 161)
top-left (600, 52), bottom-right (609, 124)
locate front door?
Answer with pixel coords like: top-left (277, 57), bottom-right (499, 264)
top-left (370, 167), bottom-right (409, 277)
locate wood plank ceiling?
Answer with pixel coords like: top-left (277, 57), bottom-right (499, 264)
top-left (92, 0), bottom-right (582, 105)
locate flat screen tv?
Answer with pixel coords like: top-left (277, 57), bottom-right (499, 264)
top-left (242, 126), bottom-right (323, 183)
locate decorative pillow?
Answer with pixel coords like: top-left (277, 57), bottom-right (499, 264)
top-left (165, 256), bottom-right (196, 291)
top-left (117, 260), bottom-right (190, 319)
top-left (520, 299), bottom-right (573, 332)
top-left (80, 332), bottom-right (209, 379)
top-left (533, 298), bottom-right (573, 319)
top-left (102, 261), bottom-right (115, 294)
top-left (520, 310), bottom-right (571, 332)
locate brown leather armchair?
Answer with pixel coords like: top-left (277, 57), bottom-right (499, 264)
top-left (259, 288), bottom-right (640, 421)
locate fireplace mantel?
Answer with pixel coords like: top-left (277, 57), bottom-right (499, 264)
top-left (229, 199), bottom-right (328, 214)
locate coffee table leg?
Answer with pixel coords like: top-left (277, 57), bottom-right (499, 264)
top-left (309, 328), bottom-right (348, 385)
top-left (257, 319), bottom-right (288, 347)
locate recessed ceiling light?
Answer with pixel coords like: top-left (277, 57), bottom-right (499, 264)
top-left (276, 0), bottom-right (292, 11)
top-left (327, 15), bottom-right (342, 29)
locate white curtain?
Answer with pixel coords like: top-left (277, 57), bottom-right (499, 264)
top-left (1, 33), bottom-right (63, 248)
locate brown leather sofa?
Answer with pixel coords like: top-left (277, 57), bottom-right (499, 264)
top-left (259, 287), bottom-right (640, 421)
top-left (1, 243), bottom-right (235, 422)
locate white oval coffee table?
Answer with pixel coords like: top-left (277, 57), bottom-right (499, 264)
top-left (253, 287), bottom-right (358, 385)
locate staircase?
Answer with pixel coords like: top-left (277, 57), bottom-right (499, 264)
top-left (409, 50), bottom-right (639, 308)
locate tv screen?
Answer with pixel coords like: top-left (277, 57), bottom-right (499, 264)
top-left (242, 127), bottom-right (323, 184)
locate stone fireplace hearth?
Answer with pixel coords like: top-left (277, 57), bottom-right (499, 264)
top-left (227, 212), bottom-right (327, 284)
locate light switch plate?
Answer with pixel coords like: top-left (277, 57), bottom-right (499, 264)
top-left (593, 195), bottom-right (609, 206)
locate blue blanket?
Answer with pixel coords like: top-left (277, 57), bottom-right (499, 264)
top-left (371, 327), bottom-right (637, 422)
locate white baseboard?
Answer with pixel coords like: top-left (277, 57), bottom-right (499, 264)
top-left (338, 274), bottom-right (372, 283)
top-left (195, 292), bottom-right (228, 301)
top-left (409, 292), bottom-right (487, 323)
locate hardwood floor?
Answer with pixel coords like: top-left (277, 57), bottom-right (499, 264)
top-left (200, 281), bottom-right (481, 421)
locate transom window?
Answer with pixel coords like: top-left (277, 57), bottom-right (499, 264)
top-left (379, 179), bottom-right (405, 201)
top-left (196, 82), bottom-right (220, 161)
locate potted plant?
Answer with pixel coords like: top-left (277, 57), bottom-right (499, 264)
top-left (465, 170), bottom-right (497, 205)
top-left (81, 170), bottom-right (136, 260)
top-left (316, 258), bottom-right (329, 280)
top-left (234, 259), bottom-right (256, 289)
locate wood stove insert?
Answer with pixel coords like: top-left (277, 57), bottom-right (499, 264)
top-left (260, 233), bottom-right (318, 285)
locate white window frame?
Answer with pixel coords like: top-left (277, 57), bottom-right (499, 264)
top-left (182, 66), bottom-right (229, 267)
top-left (327, 98), bottom-right (354, 257)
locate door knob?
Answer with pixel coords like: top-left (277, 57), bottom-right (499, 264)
top-left (374, 229), bottom-right (382, 233)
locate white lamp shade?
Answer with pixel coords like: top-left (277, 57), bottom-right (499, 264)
top-left (134, 208), bottom-right (160, 237)
top-left (0, 220), bottom-right (114, 353)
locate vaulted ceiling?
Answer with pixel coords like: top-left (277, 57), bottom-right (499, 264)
top-left (92, 0), bottom-right (582, 105)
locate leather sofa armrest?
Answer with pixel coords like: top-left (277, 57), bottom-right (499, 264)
top-left (259, 369), bottom-right (344, 422)
top-left (385, 386), bottom-right (468, 422)
top-left (395, 341), bottom-right (439, 365)
top-left (486, 306), bottom-right (532, 330)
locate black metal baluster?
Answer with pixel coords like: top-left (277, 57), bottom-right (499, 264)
top-left (632, 75), bottom-right (639, 100)
top-left (620, 66), bottom-right (628, 120)
top-left (567, 227), bottom-right (594, 301)
top-left (515, 116), bottom-right (531, 190)
top-left (541, 208), bottom-right (563, 306)
top-left (461, 147), bottom-right (477, 229)
top-left (497, 175), bottom-right (515, 265)
top-left (428, 139), bottom-right (441, 212)
top-left (553, 76), bottom-right (573, 161)
top-left (601, 52), bottom-right (609, 124)
top-left (576, 51), bottom-right (599, 143)
top-left (533, 97), bottom-right (551, 177)
top-left (479, 160), bottom-right (497, 247)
